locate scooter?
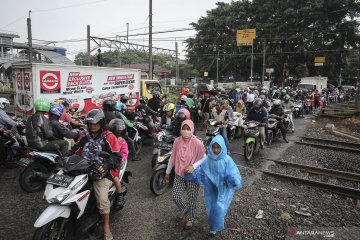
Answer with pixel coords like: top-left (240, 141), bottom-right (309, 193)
top-left (203, 119), bottom-right (222, 148)
top-left (304, 99), bottom-right (312, 114)
top-left (242, 121), bottom-right (262, 161)
top-left (18, 149), bottom-right (60, 193)
top-left (292, 101), bottom-right (303, 118)
top-left (32, 154), bottom-right (129, 239)
top-left (267, 114), bottom-right (283, 144)
top-left (283, 109), bottom-right (294, 132)
top-left (151, 129), bottom-right (175, 168)
top-left (150, 150), bottom-right (174, 196)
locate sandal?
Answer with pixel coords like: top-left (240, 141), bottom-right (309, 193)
top-left (104, 231), bottom-right (113, 240)
top-left (176, 211), bottom-right (187, 222)
top-left (184, 220), bottom-right (193, 230)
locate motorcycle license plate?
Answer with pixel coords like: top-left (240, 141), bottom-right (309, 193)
top-left (46, 174), bottom-right (74, 188)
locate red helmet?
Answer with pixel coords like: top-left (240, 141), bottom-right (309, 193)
top-left (178, 108), bottom-right (190, 120)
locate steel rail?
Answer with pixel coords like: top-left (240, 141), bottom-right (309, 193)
top-left (298, 136), bottom-right (360, 149)
top-left (295, 141), bottom-right (360, 154)
top-left (270, 159), bottom-right (360, 182)
top-left (262, 170), bottom-right (360, 199)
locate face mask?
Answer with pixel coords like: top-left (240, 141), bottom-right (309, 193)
top-left (181, 129), bottom-right (192, 138)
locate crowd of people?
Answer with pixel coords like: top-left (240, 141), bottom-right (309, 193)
top-left (0, 83), bottom-right (357, 240)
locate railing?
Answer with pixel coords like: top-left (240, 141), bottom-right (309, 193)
top-left (0, 52), bottom-right (28, 60)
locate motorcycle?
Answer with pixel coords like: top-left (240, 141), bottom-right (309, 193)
top-left (117, 111), bottom-right (143, 155)
top-left (304, 99), bottom-right (312, 114)
top-left (203, 119), bottom-right (222, 148)
top-left (283, 109), bottom-right (294, 132)
top-left (151, 129), bottom-right (175, 168)
top-left (32, 154), bottom-right (129, 239)
top-left (150, 149), bottom-right (174, 196)
top-left (18, 149), bottom-right (60, 193)
top-left (0, 124), bottom-right (28, 168)
top-left (292, 101), bottom-right (303, 118)
top-left (242, 121), bottom-right (263, 161)
top-left (267, 114), bottom-right (283, 145)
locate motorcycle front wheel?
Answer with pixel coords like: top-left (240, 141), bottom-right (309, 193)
top-left (244, 141), bottom-right (255, 161)
top-left (267, 132), bottom-right (273, 145)
top-left (150, 169), bottom-right (169, 196)
top-left (19, 162), bottom-right (49, 193)
top-left (133, 139), bottom-right (142, 155)
top-left (151, 154), bottom-right (158, 168)
top-left (32, 217), bottom-right (73, 240)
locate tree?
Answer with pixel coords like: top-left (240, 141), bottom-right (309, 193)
top-left (186, 0), bottom-right (360, 84)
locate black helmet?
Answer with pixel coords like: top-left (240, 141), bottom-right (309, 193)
top-left (120, 95), bottom-right (129, 104)
top-left (102, 99), bottom-right (116, 111)
top-left (139, 96), bottom-right (148, 105)
top-left (253, 98), bottom-right (263, 109)
top-left (172, 111), bottom-right (187, 136)
top-left (187, 92), bottom-right (194, 99)
top-left (109, 119), bottom-right (126, 137)
top-left (85, 109), bottom-right (106, 128)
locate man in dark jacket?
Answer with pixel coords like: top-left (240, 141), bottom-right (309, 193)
top-left (49, 104), bottom-right (80, 141)
top-left (147, 91), bottom-right (163, 113)
top-left (26, 99), bottom-right (69, 154)
top-left (269, 99), bottom-right (288, 143)
top-left (246, 98), bottom-right (268, 148)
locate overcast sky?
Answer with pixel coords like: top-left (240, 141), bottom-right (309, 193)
top-left (0, 0), bottom-right (232, 60)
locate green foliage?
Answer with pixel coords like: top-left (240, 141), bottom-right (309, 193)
top-left (186, 0), bottom-right (360, 82)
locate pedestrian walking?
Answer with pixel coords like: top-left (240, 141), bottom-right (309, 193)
top-left (185, 135), bottom-right (242, 239)
top-left (165, 119), bottom-right (206, 230)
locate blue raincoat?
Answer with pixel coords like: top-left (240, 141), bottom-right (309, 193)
top-left (185, 135), bottom-right (242, 231)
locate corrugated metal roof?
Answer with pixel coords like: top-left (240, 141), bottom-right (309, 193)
top-left (35, 50), bottom-right (75, 65)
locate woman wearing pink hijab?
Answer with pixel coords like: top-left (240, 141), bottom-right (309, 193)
top-left (165, 119), bottom-right (206, 230)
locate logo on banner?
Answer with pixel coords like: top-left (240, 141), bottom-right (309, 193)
top-left (16, 73), bottom-right (22, 90)
top-left (24, 73), bottom-right (31, 91)
top-left (40, 71), bottom-right (61, 93)
top-left (86, 87), bottom-right (94, 93)
top-left (128, 84), bottom-right (134, 90)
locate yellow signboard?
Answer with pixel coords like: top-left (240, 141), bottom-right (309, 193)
top-left (314, 57), bottom-right (325, 63)
top-left (237, 29), bottom-right (256, 46)
top-left (237, 39), bottom-right (253, 46)
top-left (204, 72), bottom-right (208, 77)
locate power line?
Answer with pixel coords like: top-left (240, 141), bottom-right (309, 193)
top-left (33, 0), bottom-right (111, 13)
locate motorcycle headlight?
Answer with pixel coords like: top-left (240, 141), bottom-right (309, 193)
top-left (157, 156), bottom-right (166, 163)
top-left (157, 131), bottom-right (166, 141)
top-left (48, 189), bottom-right (71, 204)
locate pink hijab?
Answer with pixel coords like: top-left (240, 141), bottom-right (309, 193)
top-left (172, 120), bottom-right (206, 176)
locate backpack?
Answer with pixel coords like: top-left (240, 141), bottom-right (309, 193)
top-left (82, 132), bottom-right (111, 180)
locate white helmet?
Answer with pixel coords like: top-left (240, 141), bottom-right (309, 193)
top-left (0, 98), bottom-right (10, 109)
top-left (273, 99), bottom-right (282, 106)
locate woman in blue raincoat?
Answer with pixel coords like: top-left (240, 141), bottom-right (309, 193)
top-left (185, 135), bottom-right (242, 239)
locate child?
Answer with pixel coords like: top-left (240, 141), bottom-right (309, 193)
top-left (108, 119), bottom-right (129, 208)
top-left (185, 135), bottom-right (242, 239)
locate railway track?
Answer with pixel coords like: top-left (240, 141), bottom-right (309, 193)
top-left (263, 159), bottom-right (360, 199)
top-left (295, 136), bottom-right (360, 154)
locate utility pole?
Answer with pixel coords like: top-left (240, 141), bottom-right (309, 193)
top-left (27, 10), bottom-right (32, 63)
top-left (175, 41), bottom-right (179, 84)
top-left (126, 23), bottom-right (129, 43)
top-left (149, 0), bottom-right (153, 80)
top-left (216, 50), bottom-right (219, 84)
top-left (250, 40), bottom-right (254, 83)
top-left (87, 25), bottom-right (91, 66)
top-left (261, 41), bottom-right (266, 85)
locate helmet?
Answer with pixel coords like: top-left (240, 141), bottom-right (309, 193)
top-left (260, 89), bottom-right (267, 95)
top-left (114, 101), bottom-right (127, 111)
top-left (253, 98), bottom-right (263, 109)
top-left (85, 109), bottom-right (106, 128)
top-left (0, 98), bottom-right (10, 109)
top-left (182, 88), bottom-right (189, 94)
top-left (120, 95), bottom-right (129, 104)
top-left (187, 92), bottom-right (194, 99)
top-left (178, 108), bottom-right (190, 120)
top-left (283, 94), bottom-right (290, 103)
top-left (281, 89), bottom-right (287, 95)
top-left (56, 98), bottom-right (70, 108)
top-left (259, 94), bottom-right (266, 101)
top-left (34, 98), bottom-right (51, 112)
top-left (273, 99), bottom-right (282, 106)
top-left (163, 103), bottom-right (175, 113)
top-left (139, 96), bottom-right (148, 105)
top-left (102, 99), bottom-right (116, 111)
top-left (153, 91), bottom-right (160, 98)
top-left (49, 104), bottom-right (64, 117)
top-left (109, 119), bottom-right (126, 136)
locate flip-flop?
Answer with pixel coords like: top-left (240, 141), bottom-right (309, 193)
top-left (176, 211), bottom-right (187, 222)
top-left (255, 210), bottom-right (264, 219)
